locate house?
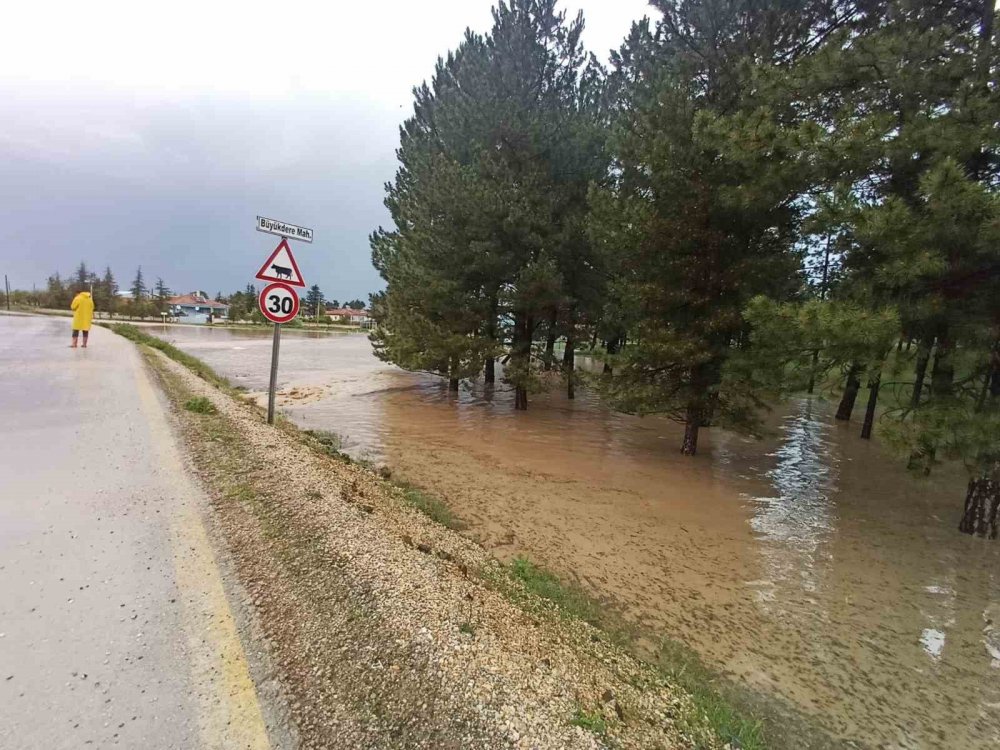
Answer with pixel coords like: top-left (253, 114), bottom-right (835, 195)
top-left (326, 307), bottom-right (371, 326)
top-left (168, 293), bottom-right (229, 324)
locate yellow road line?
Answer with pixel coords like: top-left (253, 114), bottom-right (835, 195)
top-left (133, 349), bottom-right (272, 750)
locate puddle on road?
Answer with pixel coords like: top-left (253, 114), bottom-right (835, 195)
top-left (155, 325), bottom-right (1000, 749)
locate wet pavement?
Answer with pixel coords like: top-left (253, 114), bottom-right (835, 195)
top-left (0, 316), bottom-right (273, 749)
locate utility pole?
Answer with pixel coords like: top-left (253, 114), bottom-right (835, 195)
top-left (4, 274), bottom-right (10, 311)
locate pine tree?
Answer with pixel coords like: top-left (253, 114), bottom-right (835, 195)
top-left (93, 266), bottom-right (118, 315)
top-left (223, 288), bottom-right (248, 322)
top-left (372, 0), bottom-right (603, 404)
top-left (149, 278), bottom-right (170, 315)
top-left (306, 285), bottom-right (325, 318)
top-left (73, 261), bottom-right (91, 293)
top-left (797, 0), bottom-right (999, 434)
top-left (45, 272), bottom-right (68, 309)
top-left (127, 266), bottom-right (149, 319)
top-left (130, 267), bottom-right (147, 301)
top-left (154, 278), bottom-right (172, 300)
top-left (734, 1), bottom-right (1000, 534)
top-left (592, 1), bottom-right (835, 454)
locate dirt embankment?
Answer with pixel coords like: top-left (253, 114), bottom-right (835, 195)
top-left (145, 349), bottom-right (725, 750)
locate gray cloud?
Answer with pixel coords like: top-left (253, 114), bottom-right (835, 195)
top-left (1, 84), bottom-right (398, 302)
top-left (0, 1), bottom-right (655, 302)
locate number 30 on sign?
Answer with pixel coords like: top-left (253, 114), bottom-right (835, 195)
top-left (258, 282), bottom-right (300, 324)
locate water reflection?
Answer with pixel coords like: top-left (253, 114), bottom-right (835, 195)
top-left (749, 398), bottom-right (838, 603)
top-left (920, 628), bottom-right (946, 660)
top-left (153, 324), bottom-right (1000, 749)
top-left (985, 605), bottom-right (1000, 668)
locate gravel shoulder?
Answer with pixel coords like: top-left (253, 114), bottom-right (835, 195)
top-left (144, 345), bottom-right (725, 750)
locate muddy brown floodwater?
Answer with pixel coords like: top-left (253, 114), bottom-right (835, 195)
top-left (150, 325), bottom-right (1000, 749)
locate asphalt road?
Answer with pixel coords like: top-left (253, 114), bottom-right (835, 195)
top-left (0, 316), bottom-right (273, 749)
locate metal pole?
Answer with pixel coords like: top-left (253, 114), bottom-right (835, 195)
top-left (267, 322), bottom-right (281, 424)
top-left (4, 274), bottom-right (10, 311)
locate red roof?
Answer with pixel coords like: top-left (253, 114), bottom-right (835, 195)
top-left (169, 294), bottom-right (228, 309)
top-left (327, 308), bottom-right (368, 317)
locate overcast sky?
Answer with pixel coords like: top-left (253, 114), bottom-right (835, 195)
top-left (1, 1), bottom-right (654, 302)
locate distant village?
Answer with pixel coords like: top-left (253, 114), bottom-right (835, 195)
top-left (165, 291), bottom-right (372, 328)
top-left (6, 263), bottom-right (372, 329)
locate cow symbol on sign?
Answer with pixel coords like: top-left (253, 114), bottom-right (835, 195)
top-left (255, 238), bottom-right (305, 287)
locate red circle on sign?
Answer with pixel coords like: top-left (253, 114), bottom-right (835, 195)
top-left (258, 282), bottom-right (300, 324)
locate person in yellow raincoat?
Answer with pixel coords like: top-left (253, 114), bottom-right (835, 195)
top-left (70, 290), bottom-right (95, 348)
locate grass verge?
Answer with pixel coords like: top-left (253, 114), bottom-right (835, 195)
top-left (510, 556), bottom-right (604, 628)
top-left (504, 555), bottom-right (773, 750)
top-left (110, 324), bottom-right (797, 750)
top-left (653, 639), bottom-right (767, 750)
top-left (396, 482), bottom-right (463, 530)
top-left (104, 323), bottom-right (234, 391)
top-left (304, 429), bottom-right (349, 458)
top-left (570, 706), bottom-right (608, 737)
top-left (184, 396), bottom-right (218, 414)
top-left (302, 430), bottom-right (461, 530)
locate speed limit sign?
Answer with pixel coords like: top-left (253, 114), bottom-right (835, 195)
top-left (259, 282), bottom-right (300, 324)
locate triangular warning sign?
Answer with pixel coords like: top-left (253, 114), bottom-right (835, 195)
top-left (255, 239), bottom-right (305, 287)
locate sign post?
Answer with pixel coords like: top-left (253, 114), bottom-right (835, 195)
top-left (257, 281), bottom-right (301, 423)
top-left (268, 322), bottom-right (281, 424)
top-left (255, 218), bottom-right (310, 425)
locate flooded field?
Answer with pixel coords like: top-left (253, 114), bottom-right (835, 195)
top-left (150, 324), bottom-right (1000, 749)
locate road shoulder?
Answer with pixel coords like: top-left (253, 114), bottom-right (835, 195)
top-left (140, 339), bottom-right (722, 750)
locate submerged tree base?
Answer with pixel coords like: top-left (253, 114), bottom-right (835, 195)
top-left (959, 474), bottom-right (999, 539)
top-left (681, 421), bottom-right (700, 456)
top-left (514, 386), bottom-right (528, 411)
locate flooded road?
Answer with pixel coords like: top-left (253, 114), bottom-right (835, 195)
top-left (150, 325), bottom-right (1000, 749)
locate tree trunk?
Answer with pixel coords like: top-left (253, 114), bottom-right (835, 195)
top-left (484, 294), bottom-right (498, 385)
top-left (543, 309), bottom-right (557, 371)
top-left (563, 337), bottom-right (575, 400)
top-left (835, 365), bottom-right (862, 421)
top-left (931, 333), bottom-right (955, 397)
top-left (976, 370), bottom-right (992, 412)
top-left (681, 404), bottom-right (701, 456)
top-left (512, 312), bottom-right (532, 411)
top-left (448, 355), bottom-right (460, 392)
top-left (911, 338), bottom-right (932, 408)
top-left (907, 338), bottom-right (935, 469)
top-left (990, 344), bottom-right (1000, 399)
top-left (603, 336), bottom-right (617, 375)
top-left (806, 348), bottom-right (819, 394)
top-left (972, 338), bottom-right (1000, 411)
top-left (920, 331), bottom-right (954, 474)
top-left (515, 386), bottom-right (528, 410)
top-left (959, 471), bottom-right (999, 539)
top-left (860, 373), bottom-right (880, 440)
